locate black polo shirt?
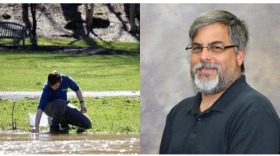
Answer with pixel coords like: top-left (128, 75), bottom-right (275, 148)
top-left (160, 75), bottom-right (280, 154)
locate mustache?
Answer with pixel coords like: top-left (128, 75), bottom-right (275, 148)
top-left (193, 62), bottom-right (221, 73)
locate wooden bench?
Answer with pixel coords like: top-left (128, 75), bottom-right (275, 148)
top-left (0, 22), bottom-right (26, 46)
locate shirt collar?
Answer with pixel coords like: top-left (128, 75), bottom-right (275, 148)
top-left (188, 93), bottom-right (202, 114)
top-left (188, 75), bottom-right (249, 114)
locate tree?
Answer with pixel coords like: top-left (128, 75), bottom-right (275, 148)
top-left (22, 4), bottom-right (38, 46)
top-left (22, 4), bottom-right (31, 37)
top-left (85, 3), bottom-right (94, 36)
top-left (129, 4), bottom-right (136, 32)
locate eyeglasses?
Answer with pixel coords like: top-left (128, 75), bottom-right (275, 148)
top-left (185, 42), bottom-right (239, 55)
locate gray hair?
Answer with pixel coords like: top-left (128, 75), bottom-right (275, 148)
top-left (189, 10), bottom-right (249, 73)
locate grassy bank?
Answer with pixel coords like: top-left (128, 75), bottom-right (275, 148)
top-left (0, 38), bottom-right (140, 52)
top-left (0, 49), bottom-right (139, 91)
top-left (0, 96), bottom-right (140, 133)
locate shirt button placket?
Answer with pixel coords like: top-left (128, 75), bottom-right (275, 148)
top-left (194, 117), bottom-right (201, 133)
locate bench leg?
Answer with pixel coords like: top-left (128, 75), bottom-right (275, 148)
top-left (13, 36), bottom-right (16, 46)
top-left (23, 37), bottom-right (25, 47)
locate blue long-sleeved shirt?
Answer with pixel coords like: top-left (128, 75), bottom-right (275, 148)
top-left (37, 74), bottom-right (79, 110)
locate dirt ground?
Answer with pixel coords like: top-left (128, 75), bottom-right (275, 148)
top-left (0, 3), bottom-right (140, 42)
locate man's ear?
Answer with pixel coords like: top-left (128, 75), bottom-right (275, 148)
top-left (237, 47), bottom-right (244, 66)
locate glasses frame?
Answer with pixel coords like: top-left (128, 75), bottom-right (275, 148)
top-left (185, 42), bottom-right (239, 55)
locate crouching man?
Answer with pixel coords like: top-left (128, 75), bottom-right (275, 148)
top-left (31, 71), bottom-right (92, 134)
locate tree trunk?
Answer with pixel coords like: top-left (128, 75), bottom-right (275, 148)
top-left (22, 4), bottom-right (31, 36)
top-left (85, 4), bottom-right (94, 28)
top-left (130, 4), bottom-right (136, 32)
top-left (85, 4), bottom-right (89, 22)
top-left (85, 4), bottom-right (94, 36)
top-left (30, 4), bottom-right (37, 46)
top-left (88, 4), bottom-right (94, 27)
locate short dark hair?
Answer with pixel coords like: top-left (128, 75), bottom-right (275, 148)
top-left (48, 71), bottom-right (62, 86)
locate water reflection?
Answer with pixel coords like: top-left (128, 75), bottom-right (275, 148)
top-left (0, 132), bottom-right (140, 154)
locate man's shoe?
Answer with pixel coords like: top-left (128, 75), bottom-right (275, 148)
top-left (60, 123), bottom-right (70, 134)
top-left (50, 125), bottom-right (60, 134)
top-left (60, 119), bottom-right (69, 129)
top-left (60, 129), bottom-right (69, 134)
top-left (61, 126), bottom-right (70, 134)
top-left (50, 125), bottom-right (69, 134)
top-left (76, 128), bottom-right (85, 134)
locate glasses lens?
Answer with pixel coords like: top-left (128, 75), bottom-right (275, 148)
top-left (192, 44), bottom-right (202, 54)
top-left (209, 43), bottom-right (224, 53)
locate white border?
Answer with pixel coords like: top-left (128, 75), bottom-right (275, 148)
top-left (2, 0), bottom-right (279, 3)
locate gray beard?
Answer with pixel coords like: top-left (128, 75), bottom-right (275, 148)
top-left (191, 62), bottom-right (238, 95)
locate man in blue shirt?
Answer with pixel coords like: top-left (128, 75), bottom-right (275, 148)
top-left (160, 10), bottom-right (280, 154)
top-left (31, 71), bottom-right (92, 134)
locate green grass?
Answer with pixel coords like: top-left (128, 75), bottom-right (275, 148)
top-left (0, 49), bottom-right (140, 91)
top-left (0, 96), bottom-right (140, 133)
top-left (0, 38), bottom-right (140, 52)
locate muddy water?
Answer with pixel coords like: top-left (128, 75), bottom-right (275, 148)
top-left (0, 132), bottom-right (140, 154)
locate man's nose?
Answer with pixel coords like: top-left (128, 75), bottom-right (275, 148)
top-left (200, 47), bottom-right (212, 61)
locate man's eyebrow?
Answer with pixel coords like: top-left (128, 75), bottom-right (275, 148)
top-left (209, 41), bottom-right (224, 45)
top-left (192, 42), bottom-right (202, 45)
top-left (192, 41), bottom-right (224, 45)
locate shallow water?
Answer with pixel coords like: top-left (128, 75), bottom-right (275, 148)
top-left (0, 132), bottom-right (140, 154)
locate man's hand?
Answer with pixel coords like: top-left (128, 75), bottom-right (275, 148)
top-left (31, 109), bottom-right (43, 134)
top-left (76, 89), bottom-right (87, 113)
top-left (80, 102), bottom-right (87, 113)
top-left (31, 127), bottom-right (39, 133)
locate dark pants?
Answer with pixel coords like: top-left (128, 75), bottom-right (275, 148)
top-left (44, 99), bottom-right (92, 129)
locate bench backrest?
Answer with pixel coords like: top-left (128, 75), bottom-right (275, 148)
top-left (0, 22), bottom-right (26, 37)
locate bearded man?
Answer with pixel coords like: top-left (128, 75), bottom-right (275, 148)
top-left (159, 10), bottom-right (280, 154)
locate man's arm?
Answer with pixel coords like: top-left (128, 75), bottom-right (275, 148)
top-left (31, 109), bottom-right (43, 133)
top-left (66, 75), bottom-right (86, 112)
top-left (76, 89), bottom-right (87, 113)
top-left (31, 85), bottom-right (49, 134)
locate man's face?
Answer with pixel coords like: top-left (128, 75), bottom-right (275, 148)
top-left (190, 22), bottom-right (243, 95)
top-left (50, 82), bottom-right (61, 90)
